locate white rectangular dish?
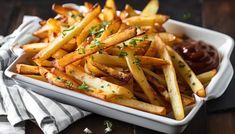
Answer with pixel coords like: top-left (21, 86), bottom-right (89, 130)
top-left (4, 6), bottom-right (234, 134)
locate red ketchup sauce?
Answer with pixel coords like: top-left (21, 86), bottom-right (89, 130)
top-left (173, 39), bottom-right (220, 74)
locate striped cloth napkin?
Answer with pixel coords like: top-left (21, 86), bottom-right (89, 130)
top-left (0, 16), bottom-right (90, 134)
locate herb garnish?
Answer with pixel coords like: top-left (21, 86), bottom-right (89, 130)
top-left (133, 57), bottom-right (141, 66)
top-left (104, 120), bottom-right (112, 133)
top-left (119, 51), bottom-right (128, 57)
top-left (65, 80), bottom-right (73, 88)
top-left (78, 82), bottom-right (89, 90)
top-left (77, 47), bottom-right (86, 54)
top-left (62, 26), bottom-right (75, 37)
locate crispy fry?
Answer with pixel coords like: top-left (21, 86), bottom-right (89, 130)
top-left (99, 18), bottom-right (121, 41)
top-left (55, 27), bottom-right (137, 69)
top-left (22, 43), bottom-right (48, 53)
top-left (91, 61), bottom-right (132, 82)
top-left (85, 58), bottom-right (107, 76)
top-left (33, 59), bottom-right (53, 67)
top-left (102, 0), bottom-right (116, 21)
top-left (197, 69), bottom-right (217, 84)
top-left (124, 48), bottom-right (162, 106)
top-left (76, 18), bottom-right (101, 46)
top-left (166, 46), bottom-right (206, 97)
top-left (33, 4), bottom-right (101, 61)
top-left (91, 53), bottom-right (167, 68)
top-left (155, 35), bottom-right (184, 120)
top-left (123, 15), bottom-right (169, 26)
top-left (65, 65), bottom-right (134, 99)
top-left (16, 64), bottom-right (40, 74)
top-left (141, 0), bottom-right (159, 16)
top-left (51, 49), bottom-right (68, 59)
top-left (159, 32), bottom-right (176, 46)
top-left (142, 68), bottom-right (166, 85)
top-left (111, 97), bottom-right (166, 116)
top-left (23, 75), bottom-right (47, 82)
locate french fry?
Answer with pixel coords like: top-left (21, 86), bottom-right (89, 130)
top-left (76, 18), bottom-right (101, 46)
top-left (123, 15), bottom-right (169, 26)
top-left (91, 53), bottom-right (168, 68)
top-left (166, 46), bottom-right (206, 97)
top-left (120, 4), bottom-right (138, 20)
top-left (55, 27), bottom-right (137, 69)
top-left (16, 64), bottom-right (40, 74)
top-left (111, 97), bottom-right (166, 116)
top-left (33, 59), bottom-right (53, 67)
top-left (159, 32), bottom-right (176, 46)
top-left (102, 0), bottom-right (116, 21)
top-left (91, 61), bottom-right (132, 82)
top-left (52, 3), bottom-right (73, 16)
top-left (23, 75), bottom-right (47, 82)
top-left (142, 68), bottom-right (166, 85)
top-left (197, 69), bottom-right (217, 84)
top-left (146, 75), bottom-right (170, 101)
top-left (51, 49), bottom-right (68, 59)
top-left (61, 38), bottom-right (77, 52)
top-left (65, 65), bottom-right (134, 99)
top-left (33, 4), bottom-right (101, 61)
top-left (124, 48), bottom-right (162, 106)
top-left (181, 94), bottom-right (195, 107)
top-left (22, 43), bottom-right (48, 53)
top-left (84, 2), bottom-right (94, 10)
top-left (85, 58), bottom-right (107, 76)
top-left (141, 0), bottom-right (159, 16)
top-left (99, 18), bottom-right (121, 41)
top-left (155, 35), bottom-right (184, 120)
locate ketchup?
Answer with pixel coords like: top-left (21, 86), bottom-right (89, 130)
top-left (173, 39), bottom-right (220, 74)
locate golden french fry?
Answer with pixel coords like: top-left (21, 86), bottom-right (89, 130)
top-left (124, 48), bottom-right (162, 106)
top-left (155, 35), bottom-right (184, 120)
top-left (123, 15), bottom-right (169, 26)
top-left (51, 49), bottom-right (68, 59)
top-left (111, 97), bottom-right (166, 116)
top-left (61, 38), bottom-right (77, 52)
top-left (16, 64), bottom-right (40, 74)
top-left (33, 4), bottom-right (101, 61)
top-left (22, 43), bottom-right (48, 53)
top-left (146, 75), bottom-right (170, 102)
top-left (102, 0), bottom-right (116, 21)
top-left (142, 68), bottom-right (166, 85)
top-left (141, 0), bottom-right (159, 16)
top-left (23, 75), bottom-right (47, 82)
top-left (55, 27), bottom-right (137, 69)
top-left (197, 69), bottom-right (217, 84)
top-left (84, 2), bottom-right (94, 10)
top-left (91, 53), bottom-right (167, 68)
top-left (33, 59), bottom-right (53, 67)
top-left (85, 58), bottom-right (107, 76)
top-left (120, 4), bottom-right (138, 20)
top-left (91, 61), bottom-right (132, 82)
top-left (99, 18), bottom-right (121, 41)
top-left (166, 46), bottom-right (206, 97)
top-left (181, 94), bottom-right (195, 107)
top-left (159, 32), bottom-right (176, 45)
top-left (76, 18), bottom-right (101, 46)
top-left (65, 65), bottom-right (134, 99)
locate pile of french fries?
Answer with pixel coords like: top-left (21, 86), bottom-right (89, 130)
top-left (16, 0), bottom-right (217, 120)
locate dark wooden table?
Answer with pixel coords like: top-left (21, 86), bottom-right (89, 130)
top-left (0, 0), bottom-right (235, 133)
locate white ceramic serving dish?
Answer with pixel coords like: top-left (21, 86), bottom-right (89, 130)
top-left (4, 4), bottom-right (234, 134)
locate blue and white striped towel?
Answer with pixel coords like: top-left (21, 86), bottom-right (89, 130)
top-left (0, 16), bottom-right (90, 134)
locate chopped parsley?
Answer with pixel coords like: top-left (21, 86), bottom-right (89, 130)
top-left (56, 76), bottom-right (63, 81)
top-left (129, 37), bottom-right (145, 46)
top-left (89, 21), bottom-right (109, 38)
top-left (119, 51), bottom-right (128, 57)
top-left (89, 39), bottom-right (103, 48)
top-left (65, 80), bottom-right (73, 88)
top-left (62, 26), bottom-right (75, 37)
top-left (101, 85), bottom-right (104, 88)
top-left (78, 82), bottom-right (89, 90)
top-left (133, 57), bottom-right (141, 66)
top-left (104, 120), bottom-right (112, 133)
top-left (192, 82), bottom-right (196, 86)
